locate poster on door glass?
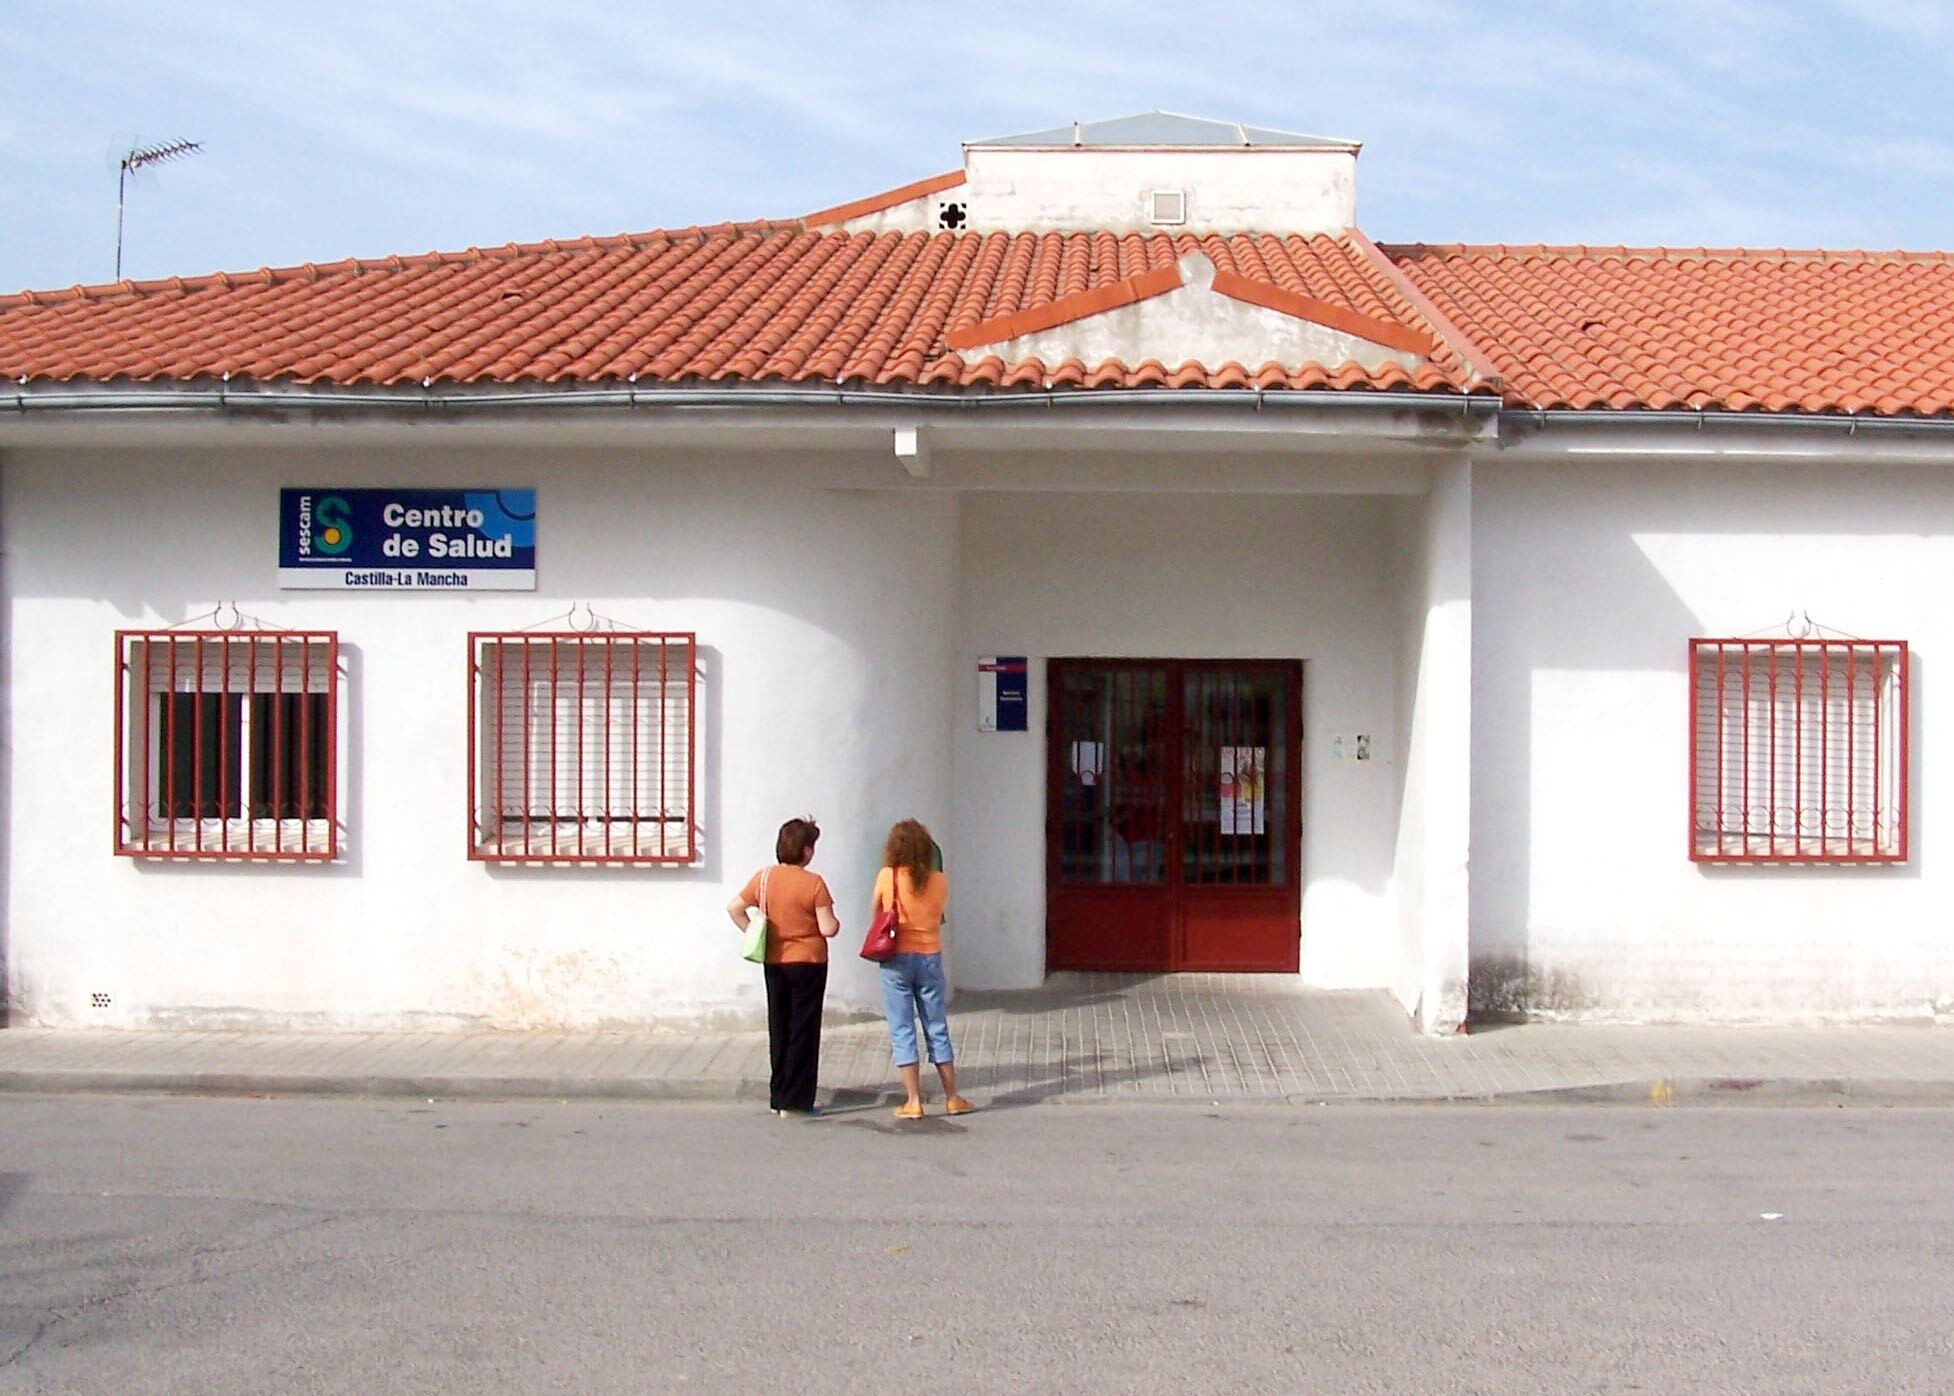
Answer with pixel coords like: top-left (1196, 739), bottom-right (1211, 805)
top-left (1219, 746), bottom-right (1266, 835)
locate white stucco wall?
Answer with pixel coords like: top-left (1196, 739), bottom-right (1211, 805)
top-left (1472, 456), bottom-right (1954, 1023)
top-left (950, 491), bottom-right (1402, 991)
top-left (43, 428), bottom-right (1947, 1031)
top-left (1389, 463), bottom-right (1471, 1032)
top-left (962, 148), bottom-right (1357, 234)
top-left (1, 443), bottom-right (959, 1030)
top-left (837, 147), bottom-right (1359, 236)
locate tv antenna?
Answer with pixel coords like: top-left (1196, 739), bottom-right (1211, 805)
top-left (115, 138), bottom-right (202, 281)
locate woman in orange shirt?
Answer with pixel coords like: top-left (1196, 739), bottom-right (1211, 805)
top-left (727, 817), bottom-right (840, 1116)
top-left (872, 818), bottom-right (974, 1120)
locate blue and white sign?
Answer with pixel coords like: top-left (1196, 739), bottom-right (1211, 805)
top-left (978, 655), bottom-right (1029, 732)
top-left (279, 488), bottom-right (537, 590)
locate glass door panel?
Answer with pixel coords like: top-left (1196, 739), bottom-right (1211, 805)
top-left (1053, 666), bottom-right (1169, 887)
top-left (1180, 668), bottom-right (1290, 887)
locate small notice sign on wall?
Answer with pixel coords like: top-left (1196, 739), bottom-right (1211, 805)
top-left (279, 488), bottom-right (537, 590)
top-left (978, 656), bottom-right (1028, 732)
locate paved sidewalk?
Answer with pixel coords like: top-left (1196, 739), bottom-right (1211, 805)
top-left (4, 974), bottom-right (1954, 1106)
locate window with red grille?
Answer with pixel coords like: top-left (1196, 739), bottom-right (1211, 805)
top-left (468, 632), bottom-right (697, 864)
top-left (1689, 638), bottom-right (1907, 863)
top-left (114, 630), bottom-right (339, 860)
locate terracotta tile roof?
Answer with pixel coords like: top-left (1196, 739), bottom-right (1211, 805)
top-left (18, 218), bottom-right (1945, 414)
top-left (0, 226), bottom-right (1473, 394)
top-left (1386, 244), bottom-right (1954, 417)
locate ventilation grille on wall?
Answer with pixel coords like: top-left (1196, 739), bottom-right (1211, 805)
top-left (90, 992), bottom-right (112, 1009)
top-left (1149, 189), bottom-right (1187, 226)
top-left (937, 200), bottom-right (968, 230)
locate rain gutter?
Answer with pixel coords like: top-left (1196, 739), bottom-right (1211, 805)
top-left (3, 380), bottom-right (1499, 418)
top-left (1501, 408), bottom-right (1954, 464)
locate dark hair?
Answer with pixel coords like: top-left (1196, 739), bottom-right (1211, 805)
top-left (775, 817), bottom-right (820, 866)
top-left (882, 818), bottom-right (934, 889)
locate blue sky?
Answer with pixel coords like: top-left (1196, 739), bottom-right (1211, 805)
top-left (4, 0), bottom-right (1952, 293)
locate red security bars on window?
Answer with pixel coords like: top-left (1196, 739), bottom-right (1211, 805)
top-left (468, 632), bottom-right (697, 864)
top-left (113, 630), bottom-right (339, 861)
top-left (1689, 638), bottom-right (1908, 863)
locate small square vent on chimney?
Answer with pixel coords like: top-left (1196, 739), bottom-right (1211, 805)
top-left (1149, 189), bottom-right (1187, 226)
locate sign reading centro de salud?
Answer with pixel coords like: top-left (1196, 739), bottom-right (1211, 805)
top-left (279, 488), bottom-right (537, 590)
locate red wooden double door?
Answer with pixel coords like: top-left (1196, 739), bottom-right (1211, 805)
top-left (1047, 659), bottom-right (1302, 973)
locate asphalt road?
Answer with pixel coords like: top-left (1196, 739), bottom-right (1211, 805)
top-left (1, 1095), bottom-right (1951, 1394)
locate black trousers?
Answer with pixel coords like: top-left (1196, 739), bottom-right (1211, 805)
top-left (763, 962), bottom-right (827, 1111)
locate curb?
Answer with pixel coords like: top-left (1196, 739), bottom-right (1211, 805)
top-left (7, 1069), bottom-right (1954, 1107)
top-left (0, 1070), bottom-right (776, 1104)
top-left (1466, 1076), bottom-right (1954, 1107)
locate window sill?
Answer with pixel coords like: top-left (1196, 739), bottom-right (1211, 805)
top-left (118, 819), bottom-right (336, 861)
top-left (1692, 834), bottom-right (1905, 864)
top-left (471, 823), bottom-right (695, 865)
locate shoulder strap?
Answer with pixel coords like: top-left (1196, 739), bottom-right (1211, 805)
top-left (758, 866), bottom-right (771, 917)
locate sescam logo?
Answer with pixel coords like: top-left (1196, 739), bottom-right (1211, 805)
top-left (313, 495), bottom-right (353, 555)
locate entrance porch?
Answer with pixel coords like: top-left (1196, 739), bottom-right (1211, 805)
top-left (931, 438), bottom-right (1472, 1031)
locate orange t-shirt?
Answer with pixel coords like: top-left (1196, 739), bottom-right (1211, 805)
top-left (872, 867), bottom-right (948, 956)
top-left (738, 864), bottom-right (834, 965)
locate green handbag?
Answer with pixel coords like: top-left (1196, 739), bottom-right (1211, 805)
top-left (741, 868), bottom-right (771, 965)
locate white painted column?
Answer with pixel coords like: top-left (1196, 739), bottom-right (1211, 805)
top-left (1390, 459), bottom-right (1472, 1033)
top-left (1417, 460), bottom-right (1472, 1032)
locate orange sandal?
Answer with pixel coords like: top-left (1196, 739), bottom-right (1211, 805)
top-left (944, 1096), bottom-right (977, 1116)
top-left (893, 1102), bottom-right (926, 1120)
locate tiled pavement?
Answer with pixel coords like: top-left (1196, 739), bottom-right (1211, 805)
top-left (4, 974), bottom-right (1954, 1106)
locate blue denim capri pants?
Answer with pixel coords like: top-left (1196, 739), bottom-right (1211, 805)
top-left (879, 952), bottom-right (954, 1068)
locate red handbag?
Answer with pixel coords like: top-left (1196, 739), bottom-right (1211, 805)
top-left (859, 869), bottom-right (901, 963)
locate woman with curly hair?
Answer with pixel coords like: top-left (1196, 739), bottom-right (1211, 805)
top-left (872, 818), bottom-right (974, 1119)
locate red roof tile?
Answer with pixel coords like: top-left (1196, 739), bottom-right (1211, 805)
top-left (945, 261), bottom-right (1182, 349)
top-left (1385, 244), bottom-right (1954, 418)
top-left (0, 227), bottom-right (1474, 394)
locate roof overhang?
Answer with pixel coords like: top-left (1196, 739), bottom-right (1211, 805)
top-left (0, 379), bottom-right (1498, 459)
top-left (17, 381), bottom-right (1954, 465)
